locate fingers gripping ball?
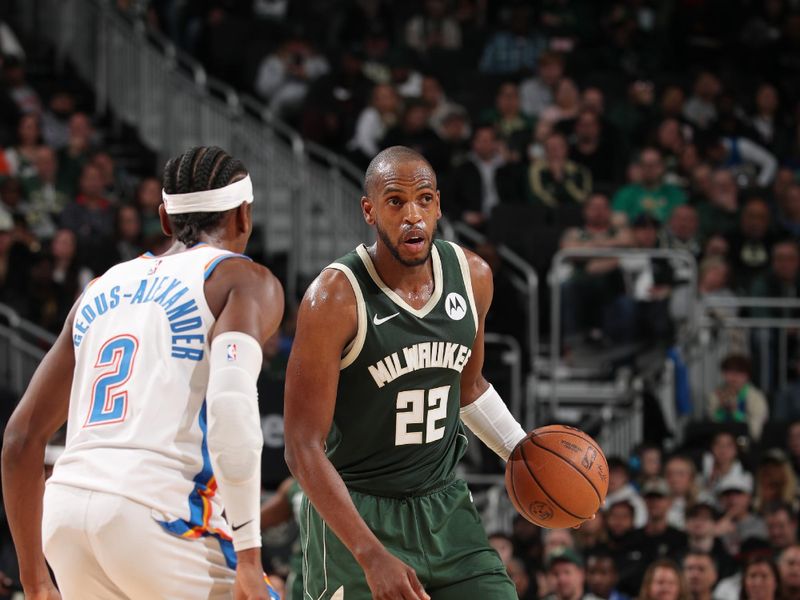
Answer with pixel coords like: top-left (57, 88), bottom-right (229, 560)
top-left (505, 425), bottom-right (609, 528)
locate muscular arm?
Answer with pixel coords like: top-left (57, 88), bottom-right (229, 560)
top-left (204, 259), bottom-right (284, 570)
top-left (457, 248), bottom-right (527, 460)
top-left (283, 270), bottom-right (385, 564)
top-left (1, 303), bottom-right (77, 593)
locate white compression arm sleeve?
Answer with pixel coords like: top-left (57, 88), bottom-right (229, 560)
top-left (459, 385), bottom-right (527, 461)
top-left (206, 331), bottom-right (263, 551)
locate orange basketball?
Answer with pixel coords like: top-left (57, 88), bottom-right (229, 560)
top-left (505, 424), bottom-right (609, 528)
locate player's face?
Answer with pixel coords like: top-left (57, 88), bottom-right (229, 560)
top-left (363, 160), bottom-right (441, 267)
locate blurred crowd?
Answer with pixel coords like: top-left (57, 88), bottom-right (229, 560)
top-left (476, 423), bottom-right (800, 600)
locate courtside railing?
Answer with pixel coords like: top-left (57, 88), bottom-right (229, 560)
top-left (0, 304), bottom-right (56, 397)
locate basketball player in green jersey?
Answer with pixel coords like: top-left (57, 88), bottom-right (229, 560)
top-left (284, 146), bottom-right (529, 600)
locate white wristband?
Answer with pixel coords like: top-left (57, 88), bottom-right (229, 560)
top-left (460, 385), bottom-right (527, 461)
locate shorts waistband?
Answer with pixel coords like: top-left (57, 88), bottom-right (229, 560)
top-left (348, 474), bottom-right (458, 499)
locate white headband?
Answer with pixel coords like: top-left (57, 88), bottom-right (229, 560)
top-left (162, 175), bottom-right (253, 214)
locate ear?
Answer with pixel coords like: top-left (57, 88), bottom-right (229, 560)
top-left (435, 189), bottom-right (442, 220)
top-left (158, 204), bottom-right (173, 237)
top-left (237, 202), bottom-right (252, 235)
top-left (361, 195), bottom-right (375, 226)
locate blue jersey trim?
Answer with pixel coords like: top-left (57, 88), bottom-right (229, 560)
top-left (204, 254), bottom-right (252, 280)
top-left (156, 401), bottom-right (237, 570)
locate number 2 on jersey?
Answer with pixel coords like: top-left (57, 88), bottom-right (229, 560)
top-left (84, 335), bottom-right (139, 427)
top-left (395, 385), bottom-right (449, 445)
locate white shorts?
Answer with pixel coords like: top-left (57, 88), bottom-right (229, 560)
top-left (42, 483), bottom-right (236, 600)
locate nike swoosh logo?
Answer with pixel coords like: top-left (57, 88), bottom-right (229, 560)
top-left (231, 519), bottom-right (253, 531)
top-left (373, 312), bottom-right (400, 325)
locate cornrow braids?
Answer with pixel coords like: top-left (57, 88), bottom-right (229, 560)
top-left (161, 146), bottom-right (249, 246)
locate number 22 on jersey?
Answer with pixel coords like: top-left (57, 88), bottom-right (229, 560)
top-left (395, 385), bottom-right (450, 445)
top-left (84, 334), bottom-right (139, 427)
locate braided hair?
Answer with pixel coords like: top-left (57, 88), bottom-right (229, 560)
top-left (162, 146), bottom-right (248, 246)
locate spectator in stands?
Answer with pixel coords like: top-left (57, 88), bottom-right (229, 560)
top-left (570, 110), bottom-right (619, 191)
top-left (482, 81), bottom-right (533, 157)
top-left (520, 51), bottom-right (564, 118)
top-left (613, 147), bottom-right (687, 223)
top-left (683, 552), bottom-right (718, 600)
top-left (4, 112), bottom-right (40, 178)
top-left (628, 478), bottom-right (688, 585)
top-left (715, 470), bottom-right (768, 556)
top-left (112, 204), bottom-right (143, 263)
top-left (701, 132), bottom-right (778, 189)
top-left (701, 431), bottom-right (746, 493)
top-left (478, 4), bottom-right (541, 75)
top-left (560, 193), bottom-right (634, 344)
top-left (254, 37), bottom-right (330, 120)
top-left (637, 559), bottom-right (688, 600)
top-left (707, 354), bottom-right (769, 441)
top-left (660, 205), bottom-right (702, 259)
top-left (727, 197), bottom-right (776, 292)
top-left (698, 169), bottom-right (741, 240)
top-left (544, 528), bottom-right (577, 557)
top-left (683, 71), bottom-right (721, 130)
top-left (605, 458), bottom-right (647, 528)
top-left (348, 83), bottom-right (400, 162)
top-left (382, 100), bottom-right (449, 171)
top-left (665, 454), bottom-right (699, 530)
top-left (507, 556), bottom-right (535, 600)
top-left (20, 145), bottom-right (68, 240)
top-left (57, 111), bottom-right (97, 196)
top-left (40, 90), bottom-right (75, 149)
top-left (529, 132), bottom-right (591, 209)
top-left (2, 55), bottom-right (40, 115)
top-left (60, 162), bottom-right (114, 269)
top-left (741, 556), bottom-right (781, 600)
top-left (574, 511), bottom-right (607, 552)
top-left (634, 443), bottom-right (664, 490)
top-left (754, 450), bottom-right (799, 513)
top-left (749, 83), bottom-right (786, 154)
top-left (488, 532), bottom-right (514, 565)
top-left (749, 239), bottom-right (800, 317)
top-left (764, 502), bottom-right (798, 552)
top-left (404, 0), bottom-right (461, 55)
top-left (541, 78), bottom-right (582, 128)
top-left (545, 547), bottom-right (588, 600)
top-left (777, 184), bottom-right (800, 239)
top-left (585, 550), bottom-right (629, 600)
top-left (443, 124), bottom-right (505, 227)
top-left (421, 75), bottom-right (466, 140)
top-left (685, 499), bottom-right (736, 579)
top-left (778, 545), bottom-right (800, 600)
top-left (134, 176), bottom-right (163, 245)
top-left (50, 228), bottom-right (89, 315)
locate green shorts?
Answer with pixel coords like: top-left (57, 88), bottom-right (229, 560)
top-left (300, 478), bottom-right (515, 600)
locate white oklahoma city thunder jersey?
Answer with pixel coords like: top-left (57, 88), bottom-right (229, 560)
top-left (48, 243), bottom-right (251, 567)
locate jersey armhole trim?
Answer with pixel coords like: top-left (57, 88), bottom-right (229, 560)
top-left (203, 253), bottom-right (253, 280)
top-left (448, 241), bottom-right (479, 340)
top-left (325, 262), bottom-right (367, 370)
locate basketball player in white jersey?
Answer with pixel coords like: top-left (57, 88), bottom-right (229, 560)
top-left (1, 146), bottom-right (284, 600)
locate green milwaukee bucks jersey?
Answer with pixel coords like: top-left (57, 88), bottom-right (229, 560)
top-left (324, 240), bottom-right (478, 496)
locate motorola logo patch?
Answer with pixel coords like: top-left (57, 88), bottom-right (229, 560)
top-left (445, 292), bottom-right (467, 320)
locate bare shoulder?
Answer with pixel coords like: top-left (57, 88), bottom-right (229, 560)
top-left (204, 257), bottom-right (283, 318)
top-left (294, 266), bottom-right (358, 355)
top-left (452, 244), bottom-right (493, 313)
top-left (300, 267), bottom-right (357, 318)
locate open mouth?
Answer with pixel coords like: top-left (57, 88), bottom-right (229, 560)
top-left (402, 231), bottom-right (426, 251)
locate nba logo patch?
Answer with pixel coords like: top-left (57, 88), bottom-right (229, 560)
top-left (226, 344), bottom-right (237, 361)
top-left (147, 259), bottom-right (163, 275)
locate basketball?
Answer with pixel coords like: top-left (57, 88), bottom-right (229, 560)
top-left (505, 425), bottom-right (609, 529)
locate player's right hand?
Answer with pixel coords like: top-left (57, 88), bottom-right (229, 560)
top-left (233, 563), bottom-right (270, 600)
top-left (361, 549), bottom-right (430, 600)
